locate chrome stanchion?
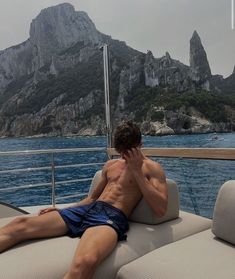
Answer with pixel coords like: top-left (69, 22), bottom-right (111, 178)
top-left (51, 153), bottom-right (56, 207)
top-left (101, 44), bottom-right (112, 157)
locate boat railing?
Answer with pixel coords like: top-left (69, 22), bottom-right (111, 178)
top-left (0, 147), bottom-right (107, 206)
top-left (108, 148), bottom-right (235, 160)
top-left (0, 147), bottom-right (234, 211)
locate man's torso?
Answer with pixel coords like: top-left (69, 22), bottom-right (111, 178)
top-left (97, 159), bottom-right (151, 217)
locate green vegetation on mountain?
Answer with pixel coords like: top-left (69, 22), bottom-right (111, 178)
top-left (126, 86), bottom-right (235, 123)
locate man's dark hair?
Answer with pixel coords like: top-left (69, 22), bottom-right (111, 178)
top-left (114, 121), bottom-right (142, 153)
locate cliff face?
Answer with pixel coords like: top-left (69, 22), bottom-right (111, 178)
top-left (190, 31), bottom-right (212, 91)
top-left (144, 51), bottom-right (190, 91)
top-left (29, 3), bottom-right (102, 68)
top-left (0, 3), bottom-right (234, 137)
top-left (0, 3), bottom-right (102, 91)
top-left (0, 40), bottom-right (34, 92)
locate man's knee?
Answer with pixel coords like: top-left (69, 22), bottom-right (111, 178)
top-left (71, 254), bottom-right (99, 274)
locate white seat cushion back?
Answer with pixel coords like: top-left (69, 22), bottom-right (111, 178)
top-left (88, 170), bottom-right (102, 196)
top-left (212, 180), bottom-right (235, 245)
top-left (129, 179), bottom-right (179, 224)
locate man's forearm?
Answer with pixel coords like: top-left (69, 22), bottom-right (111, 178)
top-left (132, 170), bottom-right (157, 197)
top-left (131, 170), bottom-right (167, 217)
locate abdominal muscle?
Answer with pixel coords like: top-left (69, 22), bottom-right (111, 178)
top-left (97, 160), bottom-right (143, 217)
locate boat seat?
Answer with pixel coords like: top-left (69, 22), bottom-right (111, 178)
top-left (0, 171), bottom-right (211, 279)
top-left (116, 180), bottom-right (235, 279)
top-left (0, 201), bottom-right (29, 218)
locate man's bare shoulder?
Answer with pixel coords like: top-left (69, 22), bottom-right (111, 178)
top-left (102, 159), bottom-right (122, 177)
top-left (143, 158), bottom-right (165, 177)
top-left (103, 159), bottom-right (120, 170)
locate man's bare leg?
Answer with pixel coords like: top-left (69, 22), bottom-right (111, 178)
top-left (63, 225), bottom-right (118, 279)
top-left (0, 211), bottom-right (68, 253)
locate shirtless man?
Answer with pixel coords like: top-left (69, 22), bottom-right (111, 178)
top-left (0, 121), bottom-right (168, 279)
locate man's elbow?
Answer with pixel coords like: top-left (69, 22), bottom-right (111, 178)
top-left (155, 197), bottom-right (168, 218)
top-left (157, 207), bottom-right (167, 218)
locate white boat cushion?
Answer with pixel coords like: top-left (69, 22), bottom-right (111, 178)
top-left (129, 179), bottom-right (179, 224)
top-left (0, 202), bottom-right (28, 218)
top-left (212, 180), bottom-right (235, 245)
top-left (90, 171), bottom-right (179, 225)
top-left (117, 230), bottom-right (235, 279)
top-left (0, 211), bottom-right (211, 279)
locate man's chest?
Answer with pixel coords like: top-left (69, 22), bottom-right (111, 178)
top-left (107, 162), bottom-right (148, 187)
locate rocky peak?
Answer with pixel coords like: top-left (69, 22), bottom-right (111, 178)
top-left (29, 3), bottom-right (101, 67)
top-left (190, 30), bottom-right (211, 82)
top-left (165, 51), bottom-right (171, 60)
top-left (159, 52), bottom-right (173, 69)
top-left (144, 51), bottom-right (159, 87)
top-left (233, 65), bottom-right (235, 74)
top-left (145, 50), bottom-right (155, 64)
top-left (191, 30), bottom-right (201, 43)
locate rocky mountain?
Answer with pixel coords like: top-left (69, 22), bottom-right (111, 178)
top-left (0, 3), bottom-right (234, 137)
top-left (0, 4), bottom-right (102, 91)
top-left (190, 30), bottom-right (211, 91)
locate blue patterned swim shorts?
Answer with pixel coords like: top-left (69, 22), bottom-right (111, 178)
top-left (58, 201), bottom-right (129, 241)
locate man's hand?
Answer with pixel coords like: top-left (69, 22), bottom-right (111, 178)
top-left (38, 207), bottom-right (58, 216)
top-left (123, 148), bottom-right (145, 173)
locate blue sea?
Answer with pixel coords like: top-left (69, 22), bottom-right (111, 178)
top-left (0, 133), bottom-right (234, 219)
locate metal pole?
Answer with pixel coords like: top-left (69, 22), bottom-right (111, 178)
top-left (51, 154), bottom-right (56, 207)
top-left (101, 44), bottom-right (112, 148)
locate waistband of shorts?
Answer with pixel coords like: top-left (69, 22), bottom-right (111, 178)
top-left (95, 200), bottom-right (128, 220)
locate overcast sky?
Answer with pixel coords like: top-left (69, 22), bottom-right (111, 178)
top-left (0, 0), bottom-right (234, 77)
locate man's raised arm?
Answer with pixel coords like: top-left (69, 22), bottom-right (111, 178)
top-left (124, 148), bottom-right (168, 218)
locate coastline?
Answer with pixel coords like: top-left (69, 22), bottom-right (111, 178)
top-left (0, 130), bottom-right (234, 140)
top-left (0, 131), bottom-right (235, 140)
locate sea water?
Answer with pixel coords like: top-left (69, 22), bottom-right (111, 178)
top-left (0, 133), bottom-right (234, 218)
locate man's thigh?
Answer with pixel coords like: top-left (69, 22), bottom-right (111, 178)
top-left (74, 225), bottom-right (118, 263)
top-left (9, 211), bottom-right (68, 239)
